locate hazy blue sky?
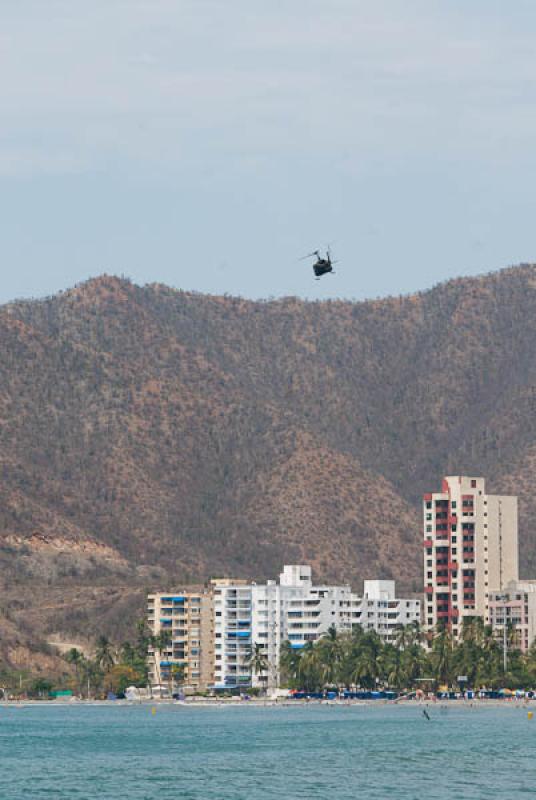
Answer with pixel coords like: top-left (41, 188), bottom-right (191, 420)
top-left (2, 0), bottom-right (536, 303)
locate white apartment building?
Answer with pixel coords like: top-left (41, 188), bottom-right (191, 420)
top-left (249, 565), bottom-right (353, 689)
top-left (489, 580), bottom-right (536, 654)
top-left (212, 579), bottom-right (253, 691)
top-left (423, 476), bottom-right (518, 639)
top-left (250, 567), bottom-right (419, 689)
top-left (349, 580), bottom-right (421, 643)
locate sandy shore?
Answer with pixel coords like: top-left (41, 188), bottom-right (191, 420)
top-left (2, 697), bottom-right (535, 708)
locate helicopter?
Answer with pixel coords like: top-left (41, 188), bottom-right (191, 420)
top-left (300, 247), bottom-right (336, 279)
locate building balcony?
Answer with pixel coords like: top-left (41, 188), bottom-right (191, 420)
top-left (424, 586), bottom-right (434, 594)
top-left (423, 539), bottom-right (433, 548)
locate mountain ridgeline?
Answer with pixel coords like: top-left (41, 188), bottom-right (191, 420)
top-left (2, 265), bottom-right (536, 664)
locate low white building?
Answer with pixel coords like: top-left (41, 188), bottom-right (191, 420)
top-left (349, 580), bottom-right (421, 643)
top-left (489, 580), bottom-right (536, 653)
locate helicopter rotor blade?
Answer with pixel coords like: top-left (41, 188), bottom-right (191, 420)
top-left (299, 250), bottom-right (320, 260)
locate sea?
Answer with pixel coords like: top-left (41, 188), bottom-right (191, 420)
top-left (0, 703), bottom-right (534, 799)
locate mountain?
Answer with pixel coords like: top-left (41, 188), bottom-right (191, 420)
top-left (2, 265), bottom-right (536, 668)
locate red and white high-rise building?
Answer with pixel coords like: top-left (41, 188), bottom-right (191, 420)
top-left (423, 476), bottom-right (518, 639)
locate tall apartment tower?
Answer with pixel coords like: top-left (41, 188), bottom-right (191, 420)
top-left (423, 476), bottom-right (518, 638)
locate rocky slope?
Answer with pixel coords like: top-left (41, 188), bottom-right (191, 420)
top-left (2, 265), bottom-right (536, 665)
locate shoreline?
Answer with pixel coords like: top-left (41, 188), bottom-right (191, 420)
top-left (2, 697), bottom-right (535, 709)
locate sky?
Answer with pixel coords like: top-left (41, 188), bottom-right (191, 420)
top-left (1, 0), bottom-right (536, 303)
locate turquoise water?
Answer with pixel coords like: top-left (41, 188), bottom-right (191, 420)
top-left (1, 704), bottom-right (535, 799)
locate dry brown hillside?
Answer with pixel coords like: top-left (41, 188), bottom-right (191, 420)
top-left (2, 265), bottom-right (536, 665)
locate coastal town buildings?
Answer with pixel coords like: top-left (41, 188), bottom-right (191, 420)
top-left (148, 565), bottom-right (420, 691)
top-left (488, 581), bottom-right (536, 653)
top-left (423, 475), bottom-right (518, 639)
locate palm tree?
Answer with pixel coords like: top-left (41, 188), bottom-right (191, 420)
top-left (336, 631), bottom-right (358, 689)
top-left (474, 624), bottom-right (501, 687)
top-left (84, 658), bottom-right (103, 699)
top-left (316, 626), bottom-right (344, 688)
top-left (151, 630), bottom-right (172, 692)
top-left (170, 663), bottom-right (185, 696)
top-left (95, 636), bottom-right (115, 673)
top-left (120, 639), bottom-right (148, 685)
top-left (408, 620), bottom-right (424, 648)
top-left (248, 643), bottom-right (270, 694)
top-left (280, 640), bottom-right (301, 688)
top-left (431, 624), bottom-right (454, 686)
top-left (379, 644), bottom-right (406, 689)
top-left (394, 624), bottom-right (411, 651)
top-left (351, 631), bottom-right (382, 689)
top-left (506, 620), bottom-right (520, 651)
top-left (297, 642), bottom-right (322, 693)
top-left (522, 638), bottom-right (536, 688)
top-left (65, 648), bottom-right (85, 696)
top-left (135, 619), bottom-right (151, 661)
top-left (402, 641), bottom-right (429, 686)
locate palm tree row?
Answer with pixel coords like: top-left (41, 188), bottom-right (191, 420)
top-left (62, 623), bottom-right (151, 698)
top-left (64, 634), bottom-right (148, 698)
top-left (279, 619), bottom-right (536, 692)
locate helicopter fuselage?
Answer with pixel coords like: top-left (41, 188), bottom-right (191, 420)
top-left (313, 259), bottom-right (333, 277)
